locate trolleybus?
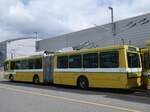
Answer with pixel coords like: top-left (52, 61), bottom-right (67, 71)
top-left (140, 42), bottom-right (150, 89)
top-left (4, 45), bottom-right (142, 89)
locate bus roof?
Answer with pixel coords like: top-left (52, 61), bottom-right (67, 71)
top-left (55, 45), bottom-right (139, 56)
top-left (5, 54), bottom-right (42, 62)
top-left (5, 45), bottom-right (139, 62)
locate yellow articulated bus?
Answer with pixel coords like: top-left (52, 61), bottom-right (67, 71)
top-left (4, 45), bottom-right (142, 89)
top-left (4, 55), bottom-right (46, 84)
top-left (141, 42), bottom-right (150, 89)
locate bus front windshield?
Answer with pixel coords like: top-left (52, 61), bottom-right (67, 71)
top-left (127, 52), bottom-right (141, 68)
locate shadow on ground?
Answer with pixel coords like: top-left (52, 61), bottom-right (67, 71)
top-left (0, 80), bottom-right (150, 105)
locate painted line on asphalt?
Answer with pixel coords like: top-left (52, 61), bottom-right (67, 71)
top-left (0, 84), bottom-right (141, 112)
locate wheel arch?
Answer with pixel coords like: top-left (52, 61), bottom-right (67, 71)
top-left (33, 74), bottom-right (40, 84)
top-left (33, 74), bottom-right (40, 79)
top-left (76, 75), bottom-right (89, 86)
top-left (9, 74), bottom-right (13, 79)
top-left (9, 74), bottom-right (14, 81)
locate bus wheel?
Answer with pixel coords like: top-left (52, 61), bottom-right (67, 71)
top-left (77, 76), bottom-right (89, 89)
top-left (9, 75), bottom-right (14, 82)
top-left (33, 75), bottom-right (39, 84)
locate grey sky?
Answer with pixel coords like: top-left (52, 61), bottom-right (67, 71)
top-left (0, 0), bottom-right (150, 41)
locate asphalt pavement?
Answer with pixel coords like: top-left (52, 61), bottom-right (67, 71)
top-left (0, 70), bottom-right (150, 112)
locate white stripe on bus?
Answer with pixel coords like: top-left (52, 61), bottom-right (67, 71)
top-left (54, 68), bottom-right (142, 73)
top-left (14, 69), bottom-right (43, 72)
top-left (5, 68), bottom-right (142, 74)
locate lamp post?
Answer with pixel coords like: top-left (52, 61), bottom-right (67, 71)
top-left (108, 6), bottom-right (116, 45)
top-left (34, 32), bottom-right (39, 52)
top-left (34, 32), bottom-right (38, 41)
top-left (108, 6), bottom-right (114, 25)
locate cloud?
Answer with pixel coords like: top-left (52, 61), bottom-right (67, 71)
top-left (0, 0), bottom-right (150, 41)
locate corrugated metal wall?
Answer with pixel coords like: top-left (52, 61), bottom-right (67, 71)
top-left (37, 13), bottom-right (150, 52)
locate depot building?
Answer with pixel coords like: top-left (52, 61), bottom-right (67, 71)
top-left (36, 13), bottom-right (150, 52)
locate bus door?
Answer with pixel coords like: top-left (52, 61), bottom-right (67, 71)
top-left (43, 55), bottom-right (54, 83)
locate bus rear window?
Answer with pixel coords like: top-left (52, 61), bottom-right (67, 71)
top-left (127, 53), bottom-right (140, 68)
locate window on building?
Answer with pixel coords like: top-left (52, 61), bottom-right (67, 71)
top-left (57, 56), bottom-right (68, 68)
top-left (69, 55), bottom-right (81, 68)
top-left (100, 51), bottom-right (119, 68)
top-left (83, 53), bottom-right (98, 68)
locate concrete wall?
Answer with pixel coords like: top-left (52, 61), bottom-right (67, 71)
top-left (0, 38), bottom-right (37, 65)
top-left (6, 39), bottom-right (36, 59)
top-left (37, 13), bottom-right (150, 52)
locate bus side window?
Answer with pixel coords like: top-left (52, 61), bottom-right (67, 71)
top-left (10, 61), bottom-right (15, 70)
top-left (21, 60), bottom-right (29, 69)
top-left (4, 62), bottom-right (8, 71)
top-left (57, 56), bottom-right (68, 68)
top-left (15, 61), bottom-right (21, 69)
top-left (100, 51), bottom-right (119, 68)
top-left (69, 55), bottom-right (82, 68)
top-left (35, 58), bottom-right (42, 69)
top-left (28, 59), bottom-right (34, 69)
top-left (83, 53), bottom-right (98, 68)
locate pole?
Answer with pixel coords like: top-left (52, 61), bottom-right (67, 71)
top-left (110, 8), bottom-right (114, 24)
top-left (34, 32), bottom-right (38, 52)
top-left (108, 6), bottom-right (115, 45)
top-left (34, 32), bottom-right (38, 41)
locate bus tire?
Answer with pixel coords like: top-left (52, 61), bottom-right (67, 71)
top-left (9, 75), bottom-right (14, 82)
top-left (33, 75), bottom-right (39, 84)
top-left (77, 76), bottom-right (89, 89)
